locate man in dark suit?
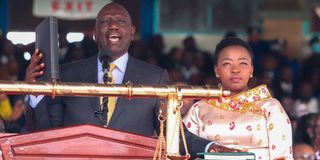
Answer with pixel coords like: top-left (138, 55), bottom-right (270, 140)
top-left (26, 2), bottom-right (239, 158)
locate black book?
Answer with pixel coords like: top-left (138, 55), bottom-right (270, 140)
top-left (35, 16), bottom-right (59, 81)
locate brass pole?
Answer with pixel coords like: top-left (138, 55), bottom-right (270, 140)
top-left (0, 80), bottom-right (229, 98)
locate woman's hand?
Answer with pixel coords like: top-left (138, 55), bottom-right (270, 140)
top-left (208, 143), bottom-right (243, 152)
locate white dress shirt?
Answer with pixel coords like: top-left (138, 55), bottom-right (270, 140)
top-left (29, 53), bottom-right (129, 108)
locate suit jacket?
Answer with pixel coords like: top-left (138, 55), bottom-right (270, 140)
top-left (29, 54), bottom-right (211, 158)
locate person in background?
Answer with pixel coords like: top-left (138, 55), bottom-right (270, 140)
top-left (0, 94), bottom-right (25, 133)
top-left (183, 37), bottom-right (293, 159)
top-left (246, 26), bottom-right (271, 76)
top-left (81, 30), bottom-right (99, 58)
top-left (57, 28), bottom-right (70, 63)
top-left (182, 36), bottom-right (213, 78)
top-left (293, 81), bottom-right (319, 118)
top-left (293, 143), bottom-right (315, 160)
top-left (309, 114), bottom-right (320, 159)
top-left (294, 113), bottom-right (318, 145)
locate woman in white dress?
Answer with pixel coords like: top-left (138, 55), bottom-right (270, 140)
top-left (183, 37), bottom-right (293, 160)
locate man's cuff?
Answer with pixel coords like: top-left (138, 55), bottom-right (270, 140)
top-left (29, 95), bottom-right (44, 108)
top-left (205, 141), bottom-right (216, 152)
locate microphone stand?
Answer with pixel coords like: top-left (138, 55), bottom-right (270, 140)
top-left (96, 58), bottom-right (112, 125)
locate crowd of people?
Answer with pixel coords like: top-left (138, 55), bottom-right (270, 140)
top-left (0, 2), bottom-right (319, 159)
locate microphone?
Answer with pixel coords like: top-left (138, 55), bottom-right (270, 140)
top-left (96, 48), bottom-right (113, 120)
top-left (99, 48), bottom-right (112, 65)
top-left (98, 48), bottom-right (113, 83)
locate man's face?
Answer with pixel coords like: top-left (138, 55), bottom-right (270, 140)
top-left (95, 4), bottom-right (135, 59)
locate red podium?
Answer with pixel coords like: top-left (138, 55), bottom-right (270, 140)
top-left (0, 125), bottom-right (157, 160)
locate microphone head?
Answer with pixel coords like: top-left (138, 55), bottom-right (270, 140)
top-left (99, 48), bottom-right (112, 62)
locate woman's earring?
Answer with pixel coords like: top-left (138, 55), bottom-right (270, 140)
top-left (250, 74), bottom-right (253, 78)
top-left (216, 75), bottom-right (219, 78)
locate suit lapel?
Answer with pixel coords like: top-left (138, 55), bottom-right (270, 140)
top-left (109, 56), bottom-right (142, 126)
top-left (78, 55), bottom-right (100, 114)
top-left (122, 56), bottom-right (143, 84)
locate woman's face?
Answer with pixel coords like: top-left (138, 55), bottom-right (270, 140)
top-left (214, 45), bottom-right (253, 94)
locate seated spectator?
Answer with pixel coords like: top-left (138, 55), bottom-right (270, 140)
top-left (0, 94), bottom-right (25, 133)
top-left (293, 81), bottom-right (318, 118)
top-left (294, 113), bottom-right (318, 145)
top-left (293, 143), bottom-right (315, 160)
top-left (309, 114), bottom-right (320, 159)
top-left (246, 26), bottom-right (271, 74)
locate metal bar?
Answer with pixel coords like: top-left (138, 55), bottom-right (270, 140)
top-left (0, 80), bottom-right (229, 99)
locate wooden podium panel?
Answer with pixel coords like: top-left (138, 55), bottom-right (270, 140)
top-left (0, 125), bottom-right (157, 160)
top-left (0, 133), bottom-right (16, 138)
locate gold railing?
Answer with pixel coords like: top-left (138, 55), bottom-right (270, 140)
top-left (0, 80), bottom-right (229, 159)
